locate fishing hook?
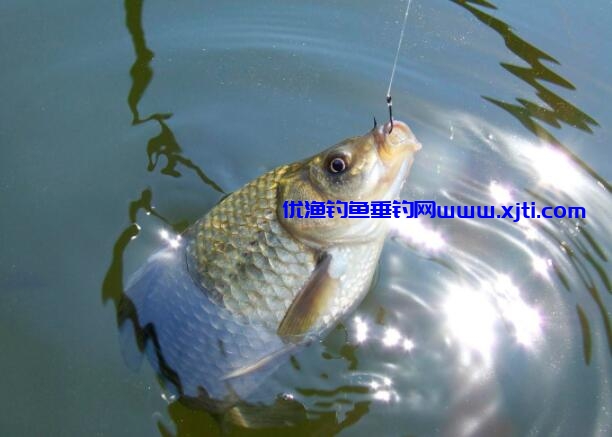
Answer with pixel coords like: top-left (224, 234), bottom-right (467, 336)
top-left (373, 116), bottom-right (378, 129)
top-left (386, 95), bottom-right (393, 134)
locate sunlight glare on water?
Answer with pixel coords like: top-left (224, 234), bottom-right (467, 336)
top-left (524, 144), bottom-right (584, 191)
top-left (443, 284), bottom-right (498, 366)
top-left (488, 180), bottom-right (513, 204)
top-left (158, 228), bottom-right (182, 249)
top-left (390, 217), bottom-right (445, 251)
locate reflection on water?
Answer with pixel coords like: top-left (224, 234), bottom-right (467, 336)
top-left (103, 189), bottom-right (179, 312)
top-left (452, 0), bottom-right (607, 191)
top-left (125, 0), bottom-right (224, 193)
top-left (104, 0), bottom-right (611, 435)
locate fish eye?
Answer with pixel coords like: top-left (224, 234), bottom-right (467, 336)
top-left (328, 156), bottom-right (348, 174)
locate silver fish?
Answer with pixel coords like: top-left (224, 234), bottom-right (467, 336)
top-left (121, 120), bottom-right (421, 412)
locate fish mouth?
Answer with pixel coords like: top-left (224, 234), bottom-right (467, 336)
top-left (374, 119), bottom-right (422, 164)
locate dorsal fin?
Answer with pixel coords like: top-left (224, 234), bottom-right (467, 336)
top-left (277, 252), bottom-right (339, 339)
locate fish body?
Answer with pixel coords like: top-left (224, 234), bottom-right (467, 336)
top-left (121, 120), bottom-right (421, 410)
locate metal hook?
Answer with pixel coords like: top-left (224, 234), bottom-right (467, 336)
top-left (373, 116), bottom-right (378, 129)
top-left (386, 95), bottom-right (393, 134)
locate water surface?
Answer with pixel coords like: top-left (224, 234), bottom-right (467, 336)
top-left (0, 0), bottom-right (610, 435)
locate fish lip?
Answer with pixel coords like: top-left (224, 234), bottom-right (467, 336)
top-left (373, 119), bottom-right (422, 162)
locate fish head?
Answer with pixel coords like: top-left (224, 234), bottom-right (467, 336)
top-left (278, 120), bottom-right (421, 247)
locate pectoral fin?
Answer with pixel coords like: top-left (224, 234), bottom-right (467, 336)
top-left (221, 345), bottom-right (296, 380)
top-left (277, 252), bottom-right (338, 339)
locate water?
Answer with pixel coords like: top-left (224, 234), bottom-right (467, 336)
top-left (1, 0), bottom-right (610, 435)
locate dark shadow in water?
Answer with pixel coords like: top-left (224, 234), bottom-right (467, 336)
top-left (451, 0), bottom-right (609, 192)
top-left (125, 0), bottom-right (153, 125)
top-left (145, 115), bottom-right (224, 193)
top-left (158, 398), bottom-right (371, 437)
top-left (125, 0), bottom-right (224, 193)
top-left (452, 0), bottom-right (611, 363)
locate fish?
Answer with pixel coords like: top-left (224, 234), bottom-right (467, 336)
top-left (120, 119), bottom-right (421, 417)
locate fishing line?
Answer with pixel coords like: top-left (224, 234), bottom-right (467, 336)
top-left (385, 0), bottom-right (414, 133)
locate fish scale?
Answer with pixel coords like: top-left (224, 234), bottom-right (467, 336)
top-left (189, 164), bottom-right (317, 330)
